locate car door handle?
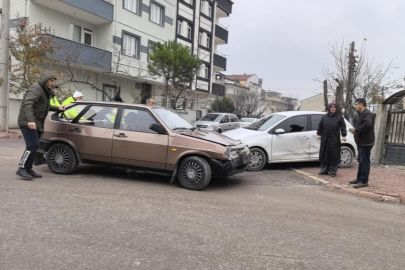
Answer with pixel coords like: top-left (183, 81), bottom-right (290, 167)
top-left (301, 136), bottom-right (309, 140)
top-left (68, 128), bottom-right (81, 133)
top-left (114, 133), bottom-right (127, 138)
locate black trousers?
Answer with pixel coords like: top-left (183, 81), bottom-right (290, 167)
top-left (357, 146), bottom-right (373, 183)
top-left (320, 162), bottom-right (338, 175)
top-left (19, 126), bottom-right (42, 170)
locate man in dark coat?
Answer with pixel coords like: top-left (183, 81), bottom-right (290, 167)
top-left (317, 102), bottom-right (347, 177)
top-left (17, 71), bottom-right (65, 180)
top-left (349, 98), bottom-right (375, 188)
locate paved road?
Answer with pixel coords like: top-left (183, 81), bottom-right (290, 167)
top-left (1, 139), bottom-right (404, 270)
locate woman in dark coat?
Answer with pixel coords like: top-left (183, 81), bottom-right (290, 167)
top-left (317, 102), bottom-right (347, 177)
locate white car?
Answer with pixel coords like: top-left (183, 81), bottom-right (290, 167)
top-left (239, 118), bottom-right (259, 128)
top-left (224, 111), bottom-right (357, 171)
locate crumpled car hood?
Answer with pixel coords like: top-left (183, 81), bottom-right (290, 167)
top-left (178, 130), bottom-right (242, 146)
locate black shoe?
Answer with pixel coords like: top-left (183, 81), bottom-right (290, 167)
top-left (349, 180), bottom-right (359, 184)
top-left (318, 171), bottom-right (328, 175)
top-left (330, 173), bottom-right (336, 177)
top-left (16, 168), bottom-right (33, 180)
top-left (353, 182), bottom-right (369, 188)
top-left (27, 169), bottom-right (42, 178)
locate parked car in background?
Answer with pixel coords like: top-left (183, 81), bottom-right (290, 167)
top-left (240, 117), bottom-right (259, 128)
top-left (195, 113), bottom-right (240, 133)
top-left (224, 111), bottom-right (357, 171)
top-left (36, 102), bottom-right (250, 190)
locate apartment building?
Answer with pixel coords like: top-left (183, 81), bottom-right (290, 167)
top-left (1, 0), bottom-right (233, 126)
top-left (261, 90), bottom-right (299, 114)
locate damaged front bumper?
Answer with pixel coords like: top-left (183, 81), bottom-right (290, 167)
top-left (209, 153), bottom-right (250, 177)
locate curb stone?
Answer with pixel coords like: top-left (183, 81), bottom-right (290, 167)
top-left (293, 169), bottom-right (401, 204)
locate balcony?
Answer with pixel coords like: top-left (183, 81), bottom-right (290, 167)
top-left (48, 35), bottom-right (112, 71)
top-left (214, 53), bottom-right (227, 71)
top-left (212, 83), bottom-right (226, 97)
top-left (216, 0), bottom-right (233, 18)
top-left (31, 0), bottom-right (113, 25)
top-left (215, 24), bottom-right (228, 45)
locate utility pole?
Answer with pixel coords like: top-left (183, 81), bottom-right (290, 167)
top-left (323, 80), bottom-right (328, 112)
top-left (345, 41), bottom-right (356, 120)
top-left (0, 0), bottom-right (11, 132)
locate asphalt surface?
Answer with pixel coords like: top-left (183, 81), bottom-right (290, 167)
top-left (1, 139), bottom-right (404, 270)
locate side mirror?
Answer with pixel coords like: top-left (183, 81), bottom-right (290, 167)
top-left (274, 128), bottom-right (286, 135)
top-left (149, 123), bottom-right (167, 135)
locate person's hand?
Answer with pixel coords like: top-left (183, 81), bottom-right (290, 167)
top-left (350, 128), bottom-right (356, 134)
top-left (316, 135), bottom-right (321, 140)
top-left (28, 122), bottom-right (36, 129)
top-left (59, 105), bottom-right (66, 111)
top-left (342, 137), bottom-right (347, 142)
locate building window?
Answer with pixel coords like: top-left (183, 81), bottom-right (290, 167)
top-left (184, 0), bottom-right (193, 5)
top-left (123, 33), bottom-right (139, 58)
top-left (187, 23), bottom-right (192, 39)
top-left (103, 85), bottom-right (118, 101)
top-left (206, 35), bottom-right (210, 48)
top-left (148, 40), bottom-right (155, 62)
top-left (177, 20), bottom-right (182, 35)
top-left (150, 2), bottom-right (164, 25)
top-left (208, 3), bottom-right (212, 17)
top-left (124, 0), bottom-right (139, 14)
top-left (204, 66), bottom-right (209, 78)
top-left (199, 64), bottom-right (209, 79)
top-left (198, 31), bottom-right (202, 45)
top-left (70, 24), bottom-right (93, 46)
top-left (200, 0), bottom-right (205, 13)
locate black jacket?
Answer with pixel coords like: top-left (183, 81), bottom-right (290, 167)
top-left (317, 113), bottom-right (347, 164)
top-left (18, 71), bottom-right (60, 131)
top-left (354, 109), bottom-right (375, 146)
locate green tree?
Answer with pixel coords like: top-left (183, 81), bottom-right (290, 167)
top-left (211, 97), bottom-right (235, 113)
top-left (148, 41), bottom-right (201, 109)
top-left (9, 20), bottom-right (58, 96)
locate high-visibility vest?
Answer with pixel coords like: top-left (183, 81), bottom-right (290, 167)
top-left (50, 96), bottom-right (61, 107)
top-left (62, 96), bottom-right (79, 119)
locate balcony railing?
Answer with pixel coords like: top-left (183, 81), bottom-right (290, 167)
top-left (217, 0), bottom-right (233, 14)
top-left (215, 24), bottom-right (228, 44)
top-left (212, 83), bottom-right (226, 97)
top-left (32, 0), bottom-right (113, 24)
top-left (48, 35), bottom-right (112, 71)
top-left (214, 53), bottom-right (227, 71)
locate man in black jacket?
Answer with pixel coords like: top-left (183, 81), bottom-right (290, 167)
top-left (16, 71), bottom-right (65, 180)
top-left (349, 98), bottom-right (375, 188)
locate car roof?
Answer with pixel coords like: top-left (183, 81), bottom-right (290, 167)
top-left (206, 112), bottom-right (233, 115)
top-left (73, 101), bottom-right (158, 109)
top-left (273, 111), bottom-right (325, 117)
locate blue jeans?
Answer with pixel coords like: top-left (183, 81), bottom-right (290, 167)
top-left (356, 146), bottom-right (373, 183)
top-left (19, 126), bottom-right (42, 170)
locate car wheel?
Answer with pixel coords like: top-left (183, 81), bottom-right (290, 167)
top-left (216, 128), bottom-right (222, 133)
top-left (178, 156), bottom-right (212, 190)
top-left (47, 143), bottom-right (79, 174)
top-left (339, 146), bottom-right (353, 168)
top-left (247, 148), bottom-right (267, 171)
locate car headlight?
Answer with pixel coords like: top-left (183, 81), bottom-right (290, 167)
top-left (206, 125), bottom-right (215, 130)
top-left (223, 146), bottom-right (249, 160)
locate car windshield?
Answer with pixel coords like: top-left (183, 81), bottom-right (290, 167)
top-left (199, 114), bottom-right (222, 122)
top-left (152, 108), bottom-right (193, 130)
top-left (244, 114), bottom-right (286, 131)
top-left (241, 118), bottom-right (255, 122)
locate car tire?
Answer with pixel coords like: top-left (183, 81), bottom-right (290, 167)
top-left (339, 146), bottom-right (354, 168)
top-left (247, 148), bottom-right (267, 171)
top-left (47, 143), bottom-right (79, 174)
top-left (216, 128), bottom-right (222, 133)
top-left (178, 156), bottom-right (212, 190)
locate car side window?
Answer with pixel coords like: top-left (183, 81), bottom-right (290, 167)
top-left (310, 114), bottom-right (323, 131)
top-left (119, 108), bottom-right (158, 134)
top-left (221, 115), bottom-right (229, 123)
top-left (77, 106), bottom-right (118, 129)
top-left (231, 115), bottom-right (239, 122)
top-left (59, 104), bottom-right (87, 122)
top-left (274, 115), bottom-right (308, 133)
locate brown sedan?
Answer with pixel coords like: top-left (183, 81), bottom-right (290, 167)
top-left (36, 101), bottom-right (250, 190)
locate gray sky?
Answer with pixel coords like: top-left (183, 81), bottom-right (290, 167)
top-left (220, 0), bottom-right (405, 101)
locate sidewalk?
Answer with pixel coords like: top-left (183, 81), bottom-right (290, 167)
top-left (0, 129), bottom-right (22, 139)
top-left (294, 162), bottom-right (405, 204)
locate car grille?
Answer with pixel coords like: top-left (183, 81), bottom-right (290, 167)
top-left (197, 125), bottom-right (208, 128)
